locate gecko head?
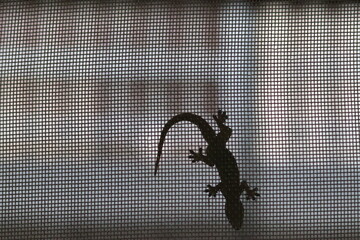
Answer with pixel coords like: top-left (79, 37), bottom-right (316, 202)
top-left (225, 199), bottom-right (244, 230)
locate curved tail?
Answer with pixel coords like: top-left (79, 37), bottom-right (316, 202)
top-left (155, 113), bottom-right (216, 175)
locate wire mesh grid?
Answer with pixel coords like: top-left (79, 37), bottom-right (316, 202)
top-left (1, 1), bottom-right (359, 239)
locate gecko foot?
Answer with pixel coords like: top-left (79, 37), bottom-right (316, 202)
top-left (204, 184), bottom-right (218, 197)
top-left (188, 148), bottom-right (205, 163)
top-left (213, 109), bottom-right (228, 125)
top-left (240, 180), bottom-right (260, 200)
top-left (245, 187), bottom-right (260, 200)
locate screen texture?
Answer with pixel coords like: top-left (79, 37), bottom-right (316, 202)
top-left (1, 1), bottom-right (359, 239)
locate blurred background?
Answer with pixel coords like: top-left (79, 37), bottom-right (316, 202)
top-left (1, 1), bottom-right (359, 239)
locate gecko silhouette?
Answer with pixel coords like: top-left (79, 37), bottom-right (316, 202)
top-left (155, 110), bottom-right (259, 230)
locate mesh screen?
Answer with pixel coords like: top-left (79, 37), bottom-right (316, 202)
top-left (1, 1), bottom-right (359, 239)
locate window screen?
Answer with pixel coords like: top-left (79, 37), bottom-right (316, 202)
top-left (1, 1), bottom-right (359, 239)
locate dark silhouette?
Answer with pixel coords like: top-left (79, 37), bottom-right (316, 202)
top-left (155, 110), bottom-right (259, 230)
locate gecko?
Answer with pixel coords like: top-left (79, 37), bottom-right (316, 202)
top-left (155, 110), bottom-right (259, 230)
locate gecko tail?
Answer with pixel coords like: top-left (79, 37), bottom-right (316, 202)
top-left (155, 153), bottom-right (161, 175)
top-left (155, 113), bottom-right (216, 175)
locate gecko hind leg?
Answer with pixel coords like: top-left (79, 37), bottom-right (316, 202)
top-left (188, 148), bottom-right (214, 167)
top-left (213, 110), bottom-right (232, 144)
top-left (213, 109), bottom-right (228, 125)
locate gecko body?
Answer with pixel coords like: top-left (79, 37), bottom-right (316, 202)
top-left (155, 111), bottom-right (259, 230)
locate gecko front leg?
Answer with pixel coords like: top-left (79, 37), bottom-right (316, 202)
top-left (188, 147), bottom-right (214, 167)
top-left (240, 180), bottom-right (260, 200)
top-left (205, 183), bottom-right (223, 197)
